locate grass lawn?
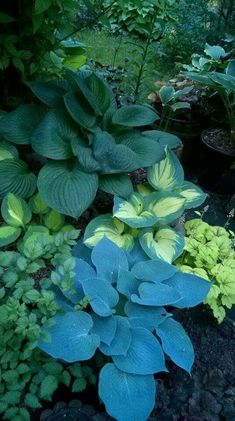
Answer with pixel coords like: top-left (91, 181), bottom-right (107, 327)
top-left (77, 28), bottom-right (173, 102)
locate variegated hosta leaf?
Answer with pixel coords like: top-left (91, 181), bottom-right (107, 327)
top-left (146, 192), bottom-right (186, 225)
top-left (175, 181), bottom-right (207, 209)
top-left (0, 225), bottom-right (22, 247)
top-left (113, 194), bottom-right (157, 228)
top-left (83, 214), bottom-right (134, 251)
top-left (147, 147), bottom-right (184, 191)
top-left (140, 226), bottom-right (185, 263)
top-left (1, 193), bottom-right (32, 228)
top-left (136, 183), bottom-right (154, 197)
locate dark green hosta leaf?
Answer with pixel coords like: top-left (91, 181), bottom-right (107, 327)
top-left (0, 105), bottom-right (45, 144)
top-left (37, 161), bottom-right (99, 217)
top-left (64, 91), bottom-right (96, 129)
top-left (112, 105), bottom-right (159, 127)
top-left (0, 140), bottom-right (19, 160)
top-left (26, 79), bottom-right (68, 107)
top-left (159, 85), bottom-right (175, 104)
top-left (99, 363), bottom-right (156, 421)
top-left (143, 130), bottom-right (182, 149)
top-left (0, 159), bottom-right (37, 199)
top-left (71, 139), bottom-right (101, 172)
top-left (99, 174), bottom-right (133, 198)
top-left (31, 110), bottom-right (75, 159)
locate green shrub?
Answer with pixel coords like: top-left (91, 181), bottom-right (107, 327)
top-left (177, 217), bottom-right (235, 323)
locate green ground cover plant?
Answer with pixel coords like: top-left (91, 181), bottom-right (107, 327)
top-left (177, 216), bottom-right (235, 323)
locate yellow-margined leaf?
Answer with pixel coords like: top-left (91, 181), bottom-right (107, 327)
top-left (147, 147), bottom-right (184, 191)
top-left (146, 192), bottom-right (185, 224)
top-left (1, 193), bottom-right (32, 228)
top-left (0, 225), bottom-right (21, 247)
top-left (113, 194), bottom-right (157, 228)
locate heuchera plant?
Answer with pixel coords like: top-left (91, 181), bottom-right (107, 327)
top-left (177, 218), bottom-right (235, 323)
top-left (0, 69), bottom-right (181, 217)
top-left (38, 237), bottom-right (211, 421)
top-left (83, 147), bottom-right (207, 263)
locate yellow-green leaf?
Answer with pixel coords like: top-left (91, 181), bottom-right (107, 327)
top-left (147, 147), bottom-right (184, 191)
top-left (1, 193), bottom-right (32, 228)
top-left (0, 225), bottom-right (21, 247)
top-left (113, 193), bottom-right (157, 228)
top-left (147, 192), bottom-right (186, 224)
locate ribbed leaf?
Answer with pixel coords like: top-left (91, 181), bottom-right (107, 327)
top-left (26, 79), bottom-right (67, 107)
top-left (0, 159), bottom-right (37, 199)
top-left (112, 105), bottom-right (158, 127)
top-left (37, 161), bottom-right (99, 217)
top-left (0, 105), bottom-right (45, 144)
top-left (31, 110), bottom-right (75, 159)
top-left (99, 364), bottom-right (156, 421)
top-left (99, 174), bottom-right (133, 198)
top-left (0, 141), bottom-right (19, 160)
top-left (71, 139), bottom-right (100, 172)
top-left (0, 225), bottom-right (22, 247)
top-left (143, 130), bottom-right (182, 149)
top-left (64, 91), bottom-right (96, 129)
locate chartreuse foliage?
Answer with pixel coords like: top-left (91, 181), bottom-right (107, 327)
top-left (177, 218), bottom-right (235, 323)
top-left (38, 237), bottom-right (211, 421)
top-left (0, 218), bottom-right (96, 421)
top-left (84, 147), bottom-right (206, 263)
top-left (0, 69), bottom-right (179, 217)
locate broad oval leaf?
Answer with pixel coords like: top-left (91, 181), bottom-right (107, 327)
top-left (38, 311), bottom-right (100, 362)
top-left (156, 317), bottom-right (194, 373)
top-left (146, 192), bottom-right (186, 225)
top-left (0, 105), bottom-right (45, 144)
top-left (83, 214), bottom-right (134, 251)
top-left (99, 316), bottom-right (131, 356)
top-left (131, 257), bottom-right (177, 282)
top-left (125, 302), bottom-right (168, 330)
top-left (159, 85), bottom-right (175, 104)
top-left (1, 193), bottom-right (32, 227)
top-left (176, 181), bottom-right (207, 209)
top-left (31, 110), bottom-right (75, 159)
top-left (37, 161), bottom-right (99, 217)
top-left (140, 226), bottom-right (185, 263)
top-left (112, 105), bottom-right (158, 127)
top-left (147, 147), bottom-right (184, 191)
top-left (81, 277), bottom-right (119, 317)
top-left (113, 327), bottom-right (166, 374)
top-left (0, 159), bottom-right (37, 200)
top-left (143, 130), bottom-right (182, 149)
top-left (0, 140), bottom-right (19, 161)
top-left (91, 237), bottom-right (128, 282)
top-left (91, 314), bottom-right (117, 346)
top-left (64, 90), bottom-right (96, 129)
top-left (113, 194), bottom-right (157, 228)
top-left (99, 174), bottom-right (133, 199)
top-left (131, 282), bottom-right (181, 306)
top-left (204, 43), bottom-right (226, 60)
top-left (0, 225), bottom-right (22, 247)
top-left (164, 272), bottom-right (211, 308)
top-left (99, 363), bottom-right (156, 421)
top-left (117, 269), bottom-right (141, 298)
top-left (26, 79), bottom-right (67, 107)
top-left (29, 193), bottom-right (50, 215)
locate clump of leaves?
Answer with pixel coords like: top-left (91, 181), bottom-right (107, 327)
top-left (177, 217), bottom-right (235, 323)
top-left (83, 147), bottom-right (206, 263)
top-left (0, 69), bottom-right (179, 217)
top-left (38, 237), bottom-right (211, 421)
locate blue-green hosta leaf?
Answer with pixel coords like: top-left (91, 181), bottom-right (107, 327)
top-left (125, 302), bottom-right (168, 330)
top-left (226, 59), bottom-right (235, 76)
top-left (209, 72), bottom-right (235, 91)
top-left (112, 105), bottom-right (158, 127)
top-left (80, 277), bottom-right (119, 317)
top-left (31, 110), bottom-right (76, 159)
top-left (99, 316), bottom-right (131, 356)
top-left (147, 147), bottom-right (184, 191)
top-left (99, 363), bottom-right (156, 421)
top-left (38, 312), bottom-right (100, 362)
top-left (159, 85), bottom-right (175, 104)
top-left (113, 327), bottom-right (166, 374)
top-left (204, 43), bottom-right (226, 60)
top-left (59, 258), bottom-right (94, 304)
top-left (146, 192), bottom-right (186, 225)
top-left (26, 79), bottom-right (67, 107)
top-left (83, 214), bottom-right (134, 251)
top-left (131, 282), bottom-right (181, 306)
top-left (117, 269), bottom-right (142, 298)
top-left (71, 139), bottom-right (101, 172)
top-left (91, 314), bottom-right (117, 346)
top-left (140, 226), bottom-right (185, 263)
top-left (156, 317), bottom-right (194, 373)
top-left (0, 225), bottom-right (22, 247)
top-left (164, 272), bottom-right (211, 308)
top-left (126, 241), bottom-right (149, 268)
top-left (143, 130), bottom-right (182, 149)
top-left (0, 141), bottom-right (19, 160)
top-left (64, 91), bottom-right (96, 129)
top-left (0, 105), bottom-right (45, 144)
top-left (0, 159), bottom-right (37, 200)
top-left (37, 161), bottom-right (99, 217)
top-left (1, 193), bottom-right (32, 228)
top-left (99, 174), bottom-right (133, 199)
top-left (176, 181), bottom-right (207, 209)
top-left (91, 237), bottom-right (128, 282)
top-left (72, 240), bottom-right (92, 264)
top-left (113, 194), bottom-right (157, 228)
top-left (131, 257), bottom-right (177, 282)
top-left (116, 130), bottom-right (165, 167)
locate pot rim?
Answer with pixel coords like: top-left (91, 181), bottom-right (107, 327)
top-left (201, 128), bottom-right (235, 158)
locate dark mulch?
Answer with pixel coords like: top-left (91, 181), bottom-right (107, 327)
top-left (202, 128), bottom-right (235, 156)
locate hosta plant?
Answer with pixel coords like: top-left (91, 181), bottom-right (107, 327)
top-left (0, 69), bottom-right (180, 217)
top-left (177, 217), bottom-right (235, 323)
top-left (38, 237), bottom-right (211, 421)
top-left (83, 147), bottom-right (207, 263)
